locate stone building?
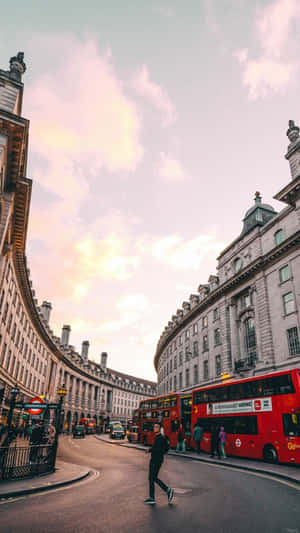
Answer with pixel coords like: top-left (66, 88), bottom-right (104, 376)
top-left (0, 53), bottom-right (156, 430)
top-left (155, 121), bottom-right (300, 394)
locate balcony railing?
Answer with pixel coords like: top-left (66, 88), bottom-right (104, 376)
top-left (234, 355), bottom-right (256, 372)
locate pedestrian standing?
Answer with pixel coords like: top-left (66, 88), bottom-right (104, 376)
top-left (193, 422), bottom-right (203, 454)
top-left (210, 425), bottom-right (221, 458)
top-left (218, 426), bottom-right (227, 459)
top-left (144, 422), bottom-right (174, 505)
top-left (29, 423), bottom-right (43, 463)
top-left (176, 424), bottom-right (186, 453)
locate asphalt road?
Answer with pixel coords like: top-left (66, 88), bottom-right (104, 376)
top-left (1, 435), bottom-right (300, 533)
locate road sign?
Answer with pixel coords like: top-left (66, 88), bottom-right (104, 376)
top-left (27, 397), bottom-right (44, 415)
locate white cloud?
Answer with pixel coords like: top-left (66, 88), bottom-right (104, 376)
top-left (151, 234), bottom-right (225, 270)
top-left (234, 0), bottom-right (300, 99)
top-left (132, 65), bottom-right (177, 125)
top-left (158, 152), bottom-right (185, 182)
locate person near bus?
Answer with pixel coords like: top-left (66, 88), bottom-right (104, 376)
top-left (210, 425), bottom-right (221, 458)
top-left (193, 422), bottom-right (203, 454)
top-left (144, 422), bottom-right (174, 505)
top-left (218, 426), bottom-right (227, 459)
top-left (176, 424), bottom-right (186, 453)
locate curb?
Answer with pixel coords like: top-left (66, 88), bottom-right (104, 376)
top-left (0, 469), bottom-right (91, 500)
top-left (94, 435), bottom-right (300, 487)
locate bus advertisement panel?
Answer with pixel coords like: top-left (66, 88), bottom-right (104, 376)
top-left (191, 368), bottom-right (300, 464)
top-left (138, 393), bottom-right (192, 448)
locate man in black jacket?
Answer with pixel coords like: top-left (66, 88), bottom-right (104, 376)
top-left (144, 422), bottom-right (174, 505)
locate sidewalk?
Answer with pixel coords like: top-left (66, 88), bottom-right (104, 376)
top-left (0, 460), bottom-right (90, 499)
top-left (95, 434), bottom-right (300, 486)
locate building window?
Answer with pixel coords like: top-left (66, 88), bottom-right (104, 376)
top-left (193, 341), bottom-right (199, 357)
top-left (234, 257), bottom-right (242, 273)
top-left (283, 292), bottom-right (295, 315)
top-left (275, 229), bottom-right (284, 246)
top-left (203, 361), bottom-right (209, 380)
top-left (174, 375), bottom-right (177, 391)
top-left (185, 329), bottom-right (190, 340)
top-left (2, 302), bottom-right (8, 323)
top-left (7, 313), bottom-right (13, 333)
top-left (279, 265), bottom-right (290, 283)
top-left (242, 293), bottom-right (251, 309)
top-left (287, 327), bottom-right (300, 356)
top-left (213, 308), bottom-right (219, 321)
top-left (179, 335), bottom-right (182, 345)
top-left (179, 372), bottom-right (182, 389)
top-left (185, 368), bottom-right (190, 387)
top-left (170, 359), bottom-right (172, 372)
top-left (185, 348), bottom-right (191, 362)
top-left (203, 335), bottom-right (209, 352)
top-left (179, 351), bottom-right (183, 366)
top-left (193, 323), bottom-right (198, 335)
top-left (194, 364), bottom-right (198, 384)
top-left (1, 343), bottom-right (7, 365)
top-left (214, 328), bottom-right (221, 345)
top-left (169, 377), bottom-right (172, 391)
top-left (244, 317), bottom-right (256, 360)
top-left (174, 355), bottom-right (177, 369)
top-left (202, 316), bottom-right (208, 328)
top-left (215, 355), bottom-right (221, 377)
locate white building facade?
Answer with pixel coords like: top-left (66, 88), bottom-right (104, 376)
top-left (155, 120), bottom-right (300, 394)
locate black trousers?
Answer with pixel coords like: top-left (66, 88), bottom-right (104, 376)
top-left (148, 458), bottom-right (168, 499)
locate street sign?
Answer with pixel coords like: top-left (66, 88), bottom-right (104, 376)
top-left (48, 404), bottom-right (58, 409)
top-left (27, 397), bottom-right (44, 415)
top-left (15, 402), bottom-right (24, 409)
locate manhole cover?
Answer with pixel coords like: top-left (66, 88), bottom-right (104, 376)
top-left (173, 488), bottom-right (193, 494)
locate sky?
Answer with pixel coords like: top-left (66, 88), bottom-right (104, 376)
top-left (1, 0), bottom-right (299, 381)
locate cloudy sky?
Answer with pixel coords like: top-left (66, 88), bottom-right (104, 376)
top-left (1, 0), bottom-right (299, 380)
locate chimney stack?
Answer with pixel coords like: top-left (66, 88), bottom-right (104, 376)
top-left (61, 325), bottom-right (71, 346)
top-left (41, 301), bottom-right (52, 323)
top-left (101, 352), bottom-right (108, 371)
top-left (81, 341), bottom-right (90, 361)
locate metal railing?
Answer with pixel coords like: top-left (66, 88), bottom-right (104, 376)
top-left (0, 443), bottom-right (57, 480)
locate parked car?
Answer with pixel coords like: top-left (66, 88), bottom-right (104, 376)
top-left (73, 425), bottom-right (85, 439)
top-left (127, 425), bottom-right (139, 443)
top-left (110, 423), bottom-right (125, 439)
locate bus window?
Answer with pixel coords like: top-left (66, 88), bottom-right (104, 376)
top-left (164, 410), bottom-right (170, 418)
top-left (282, 414), bottom-right (300, 437)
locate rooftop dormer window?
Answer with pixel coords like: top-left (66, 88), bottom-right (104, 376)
top-left (234, 257), bottom-right (242, 273)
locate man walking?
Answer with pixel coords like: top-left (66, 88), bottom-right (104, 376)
top-left (144, 422), bottom-right (174, 505)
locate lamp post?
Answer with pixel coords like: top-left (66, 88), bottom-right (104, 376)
top-left (4, 383), bottom-right (20, 446)
top-left (56, 384), bottom-right (67, 440)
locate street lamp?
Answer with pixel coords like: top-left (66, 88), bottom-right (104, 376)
top-left (7, 384), bottom-right (20, 431)
top-left (56, 384), bottom-right (67, 437)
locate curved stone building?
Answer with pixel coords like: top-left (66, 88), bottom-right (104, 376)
top-left (155, 121), bottom-right (300, 395)
top-left (0, 54), bottom-right (156, 431)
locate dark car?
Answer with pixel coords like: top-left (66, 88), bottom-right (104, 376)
top-left (73, 425), bottom-right (85, 438)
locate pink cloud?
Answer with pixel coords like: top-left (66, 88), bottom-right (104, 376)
top-left (132, 65), bottom-right (177, 125)
top-left (234, 0), bottom-right (300, 99)
top-left (158, 152), bottom-right (186, 182)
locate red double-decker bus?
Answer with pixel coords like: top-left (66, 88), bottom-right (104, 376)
top-left (191, 368), bottom-right (300, 464)
top-left (138, 393), bottom-right (192, 448)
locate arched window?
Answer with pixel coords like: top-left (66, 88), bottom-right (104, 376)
top-left (244, 318), bottom-right (257, 361)
top-left (275, 229), bottom-right (284, 246)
